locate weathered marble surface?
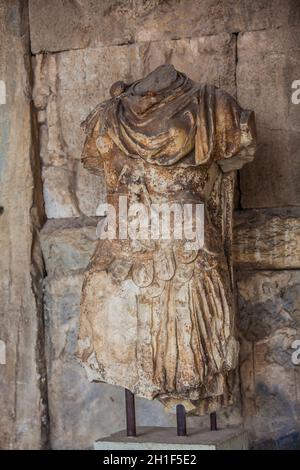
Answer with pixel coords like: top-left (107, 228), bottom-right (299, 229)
top-left (29, 0), bottom-right (300, 54)
top-left (40, 218), bottom-right (176, 448)
top-left (32, 34), bottom-right (236, 218)
top-left (41, 217), bottom-right (244, 449)
top-left (237, 270), bottom-right (300, 448)
top-left (43, 272), bottom-right (184, 449)
top-left (237, 27), bottom-right (300, 208)
top-left (77, 64), bottom-right (256, 415)
top-left (233, 208), bottom-right (300, 269)
top-left (0, 0), bottom-right (48, 449)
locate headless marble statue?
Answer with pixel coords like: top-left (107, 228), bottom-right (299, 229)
top-left (77, 64), bottom-right (256, 415)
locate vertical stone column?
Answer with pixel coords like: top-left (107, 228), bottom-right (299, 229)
top-left (0, 0), bottom-right (48, 449)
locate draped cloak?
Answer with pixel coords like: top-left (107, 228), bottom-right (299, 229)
top-left (77, 65), bottom-right (256, 415)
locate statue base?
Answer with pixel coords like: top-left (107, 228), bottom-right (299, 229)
top-left (94, 426), bottom-right (248, 450)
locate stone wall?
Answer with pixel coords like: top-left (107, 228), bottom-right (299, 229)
top-left (1, 0), bottom-right (300, 449)
top-left (0, 0), bottom-right (48, 449)
top-left (234, 209), bottom-right (300, 448)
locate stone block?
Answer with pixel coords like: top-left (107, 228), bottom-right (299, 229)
top-left (237, 27), bottom-right (300, 208)
top-left (29, 0), bottom-right (300, 54)
top-left (0, 0), bottom-right (47, 449)
top-left (233, 208), bottom-right (300, 269)
top-left (42, 166), bottom-right (80, 218)
top-left (95, 426), bottom-right (249, 450)
top-left (40, 218), bottom-right (99, 278)
top-left (237, 270), bottom-right (300, 448)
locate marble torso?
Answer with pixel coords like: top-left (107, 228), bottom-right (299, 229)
top-left (77, 65), bottom-right (256, 414)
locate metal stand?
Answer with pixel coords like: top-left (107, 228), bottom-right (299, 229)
top-left (125, 389), bottom-right (136, 437)
top-left (124, 389), bottom-right (217, 438)
top-left (210, 411), bottom-right (217, 431)
top-left (176, 404), bottom-right (187, 436)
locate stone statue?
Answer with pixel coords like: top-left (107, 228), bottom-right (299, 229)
top-left (77, 64), bottom-right (256, 415)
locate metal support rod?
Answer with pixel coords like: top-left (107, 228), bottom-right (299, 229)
top-left (210, 411), bottom-right (217, 431)
top-left (125, 389), bottom-right (136, 437)
top-left (176, 404), bottom-right (187, 436)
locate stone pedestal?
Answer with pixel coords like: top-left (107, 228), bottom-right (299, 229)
top-left (94, 426), bottom-right (248, 450)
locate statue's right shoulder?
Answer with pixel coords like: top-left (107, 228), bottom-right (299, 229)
top-left (81, 100), bottom-right (110, 136)
top-left (81, 104), bottom-right (107, 176)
